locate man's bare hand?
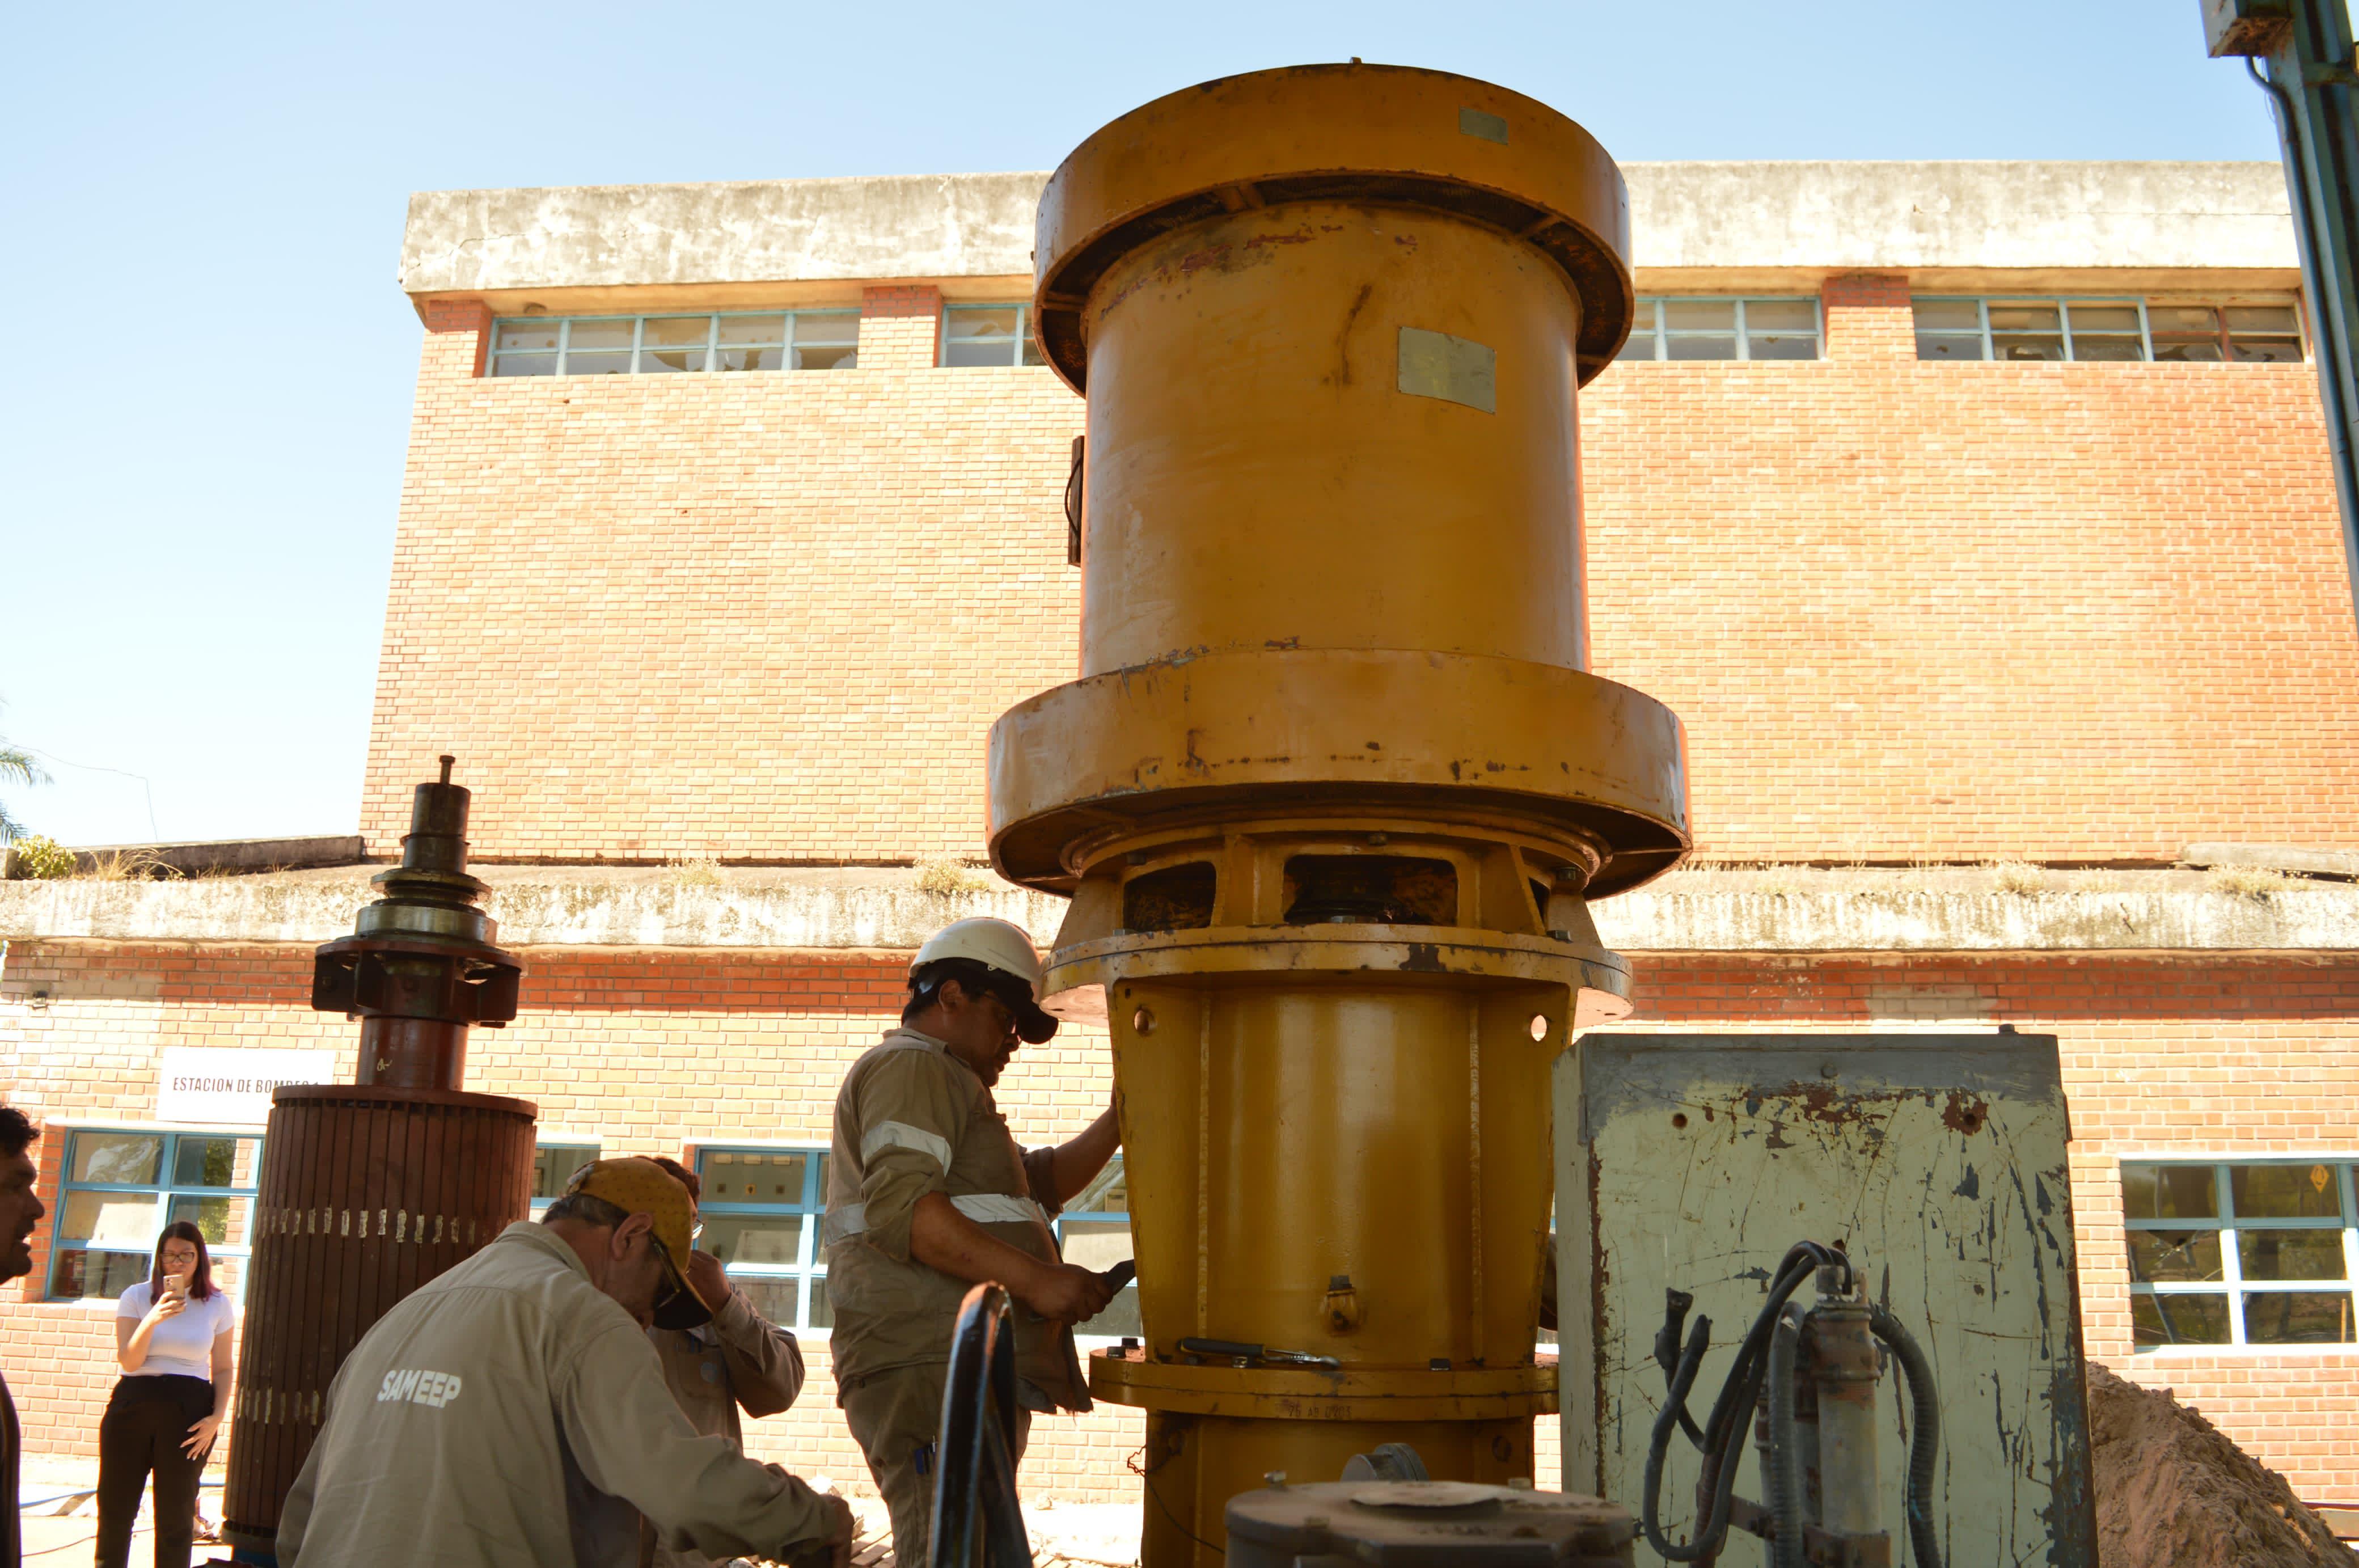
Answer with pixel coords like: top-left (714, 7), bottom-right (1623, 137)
top-left (685, 1248), bottom-right (734, 1309)
top-left (773, 1487), bottom-right (855, 1568)
top-left (1020, 1262), bottom-right (1115, 1325)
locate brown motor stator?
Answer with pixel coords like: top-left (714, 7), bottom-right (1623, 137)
top-left (219, 759), bottom-right (537, 1558)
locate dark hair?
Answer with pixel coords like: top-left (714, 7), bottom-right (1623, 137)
top-left (902, 958), bottom-right (1003, 1025)
top-left (542, 1191), bottom-right (631, 1230)
top-left (152, 1220), bottom-right (216, 1302)
top-left (648, 1156), bottom-right (702, 1203)
top-left (0, 1105), bottom-right (35, 1160)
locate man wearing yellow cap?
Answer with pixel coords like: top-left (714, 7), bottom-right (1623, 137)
top-left (825, 916), bottom-right (1122, 1564)
top-left (278, 1156), bottom-right (853, 1568)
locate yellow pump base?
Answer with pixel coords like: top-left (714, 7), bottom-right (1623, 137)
top-left (991, 64), bottom-right (1688, 1567)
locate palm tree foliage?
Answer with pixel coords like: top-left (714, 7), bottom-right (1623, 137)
top-left (0, 739), bottom-right (48, 843)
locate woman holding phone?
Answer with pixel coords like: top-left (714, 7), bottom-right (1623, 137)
top-left (98, 1220), bottom-right (235, 1568)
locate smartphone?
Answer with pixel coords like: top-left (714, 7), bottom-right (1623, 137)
top-left (1100, 1260), bottom-right (1137, 1292)
top-left (161, 1271), bottom-right (190, 1301)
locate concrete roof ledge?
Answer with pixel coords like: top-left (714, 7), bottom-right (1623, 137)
top-left (399, 162), bottom-right (2297, 300)
top-left (3, 865), bottom-right (2356, 955)
top-left (400, 172), bottom-right (1049, 297)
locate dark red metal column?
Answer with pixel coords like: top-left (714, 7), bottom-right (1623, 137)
top-left (221, 759), bottom-right (537, 1560)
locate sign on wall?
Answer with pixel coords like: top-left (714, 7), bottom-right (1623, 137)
top-left (157, 1047), bottom-right (339, 1126)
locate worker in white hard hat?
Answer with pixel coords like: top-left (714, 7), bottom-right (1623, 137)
top-left (823, 915), bottom-right (1120, 1565)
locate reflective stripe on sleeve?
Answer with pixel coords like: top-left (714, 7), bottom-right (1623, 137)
top-left (861, 1121), bottom-right (955, 1172)
top-left (949, 1194), bottom-right (1048, 1226)
top-left (822, 1193), bottom-right (1046, 1242)
top-left (823, 1203), bottom-right (868, 1244)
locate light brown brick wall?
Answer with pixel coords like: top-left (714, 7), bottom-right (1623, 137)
top-left (7, 944), bottom-right (2353, 1499)
top-left (361, 279), bottom-right (2359, 864)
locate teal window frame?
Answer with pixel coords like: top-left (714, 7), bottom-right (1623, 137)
top-left (1910, 297), bottom-right (2307, 363)
top-left (940, 303), bottom-right (1046, 368)
top-left (529, 1142), bottom-right (600, 1217)
top-left (2123, 1159), bottom-right (2359, 1350)
top-left (1054, 1155), bottom-right (1138, 1342)
top-left (486, 310), bottom-right (861, 377)
top-left (694, 1145), bottom-right (832, 1335)
top-left (48, 1129), bottom-right (263, 1304)
top-left (1618, 297), bottom-right (1824, 362)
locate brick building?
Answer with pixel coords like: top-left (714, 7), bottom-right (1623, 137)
top-left (6, 157), bottom-right (2359, 1518)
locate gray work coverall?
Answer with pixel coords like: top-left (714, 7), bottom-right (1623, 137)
top-left (636, 1292), bottom-right (807, 1568)
top-left (278, 1222), bottom-right (834, 1568)
top-left (825, 1027), bottom-right (1088, 1565)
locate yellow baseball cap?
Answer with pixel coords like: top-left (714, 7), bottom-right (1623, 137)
top-left (563, 1156), bottom-right (714, 1329)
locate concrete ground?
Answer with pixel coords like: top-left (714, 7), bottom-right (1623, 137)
top-left (18, 1453), bottom-right (226, 1563)
top-left (15, 1453), bottom-right (1139, 1567)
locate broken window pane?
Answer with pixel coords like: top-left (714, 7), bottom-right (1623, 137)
top-left (944, 305), bottom-right (1024, 366)
top-left (2122, 1163), bottom-right (2217, 1220)
top-left (2132, 1292), bottom-right (2229, 1347)
top-left (2241, 1291), bottom-right (2356, 1344)
top-left (2149, 306), bottom-right (2225, 362)
top-left (636, 315), bottom-right (710, 374)
top-left (2128, 1229), bottom-right (2222, 1283)
top-left (1989, 303), bottom-right (2064, 361)
top-left (791, 311), bottom-right (860, 370)
top-left (716, 344), bottom-right (782, 373)
top-left (491, 353), bottom-right (556, 377)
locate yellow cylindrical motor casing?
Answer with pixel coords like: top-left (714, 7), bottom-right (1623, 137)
top-left (1080, 202), bottom-right (1587, 673)
top-left (990, 63), bottom-right (1688, 1567)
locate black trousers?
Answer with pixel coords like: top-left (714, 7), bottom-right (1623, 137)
top-left (95, 1375), bottom-right (213, 1568)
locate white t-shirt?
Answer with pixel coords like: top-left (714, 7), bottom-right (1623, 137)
top-left (116, 1280), bottom-right (234, 1381)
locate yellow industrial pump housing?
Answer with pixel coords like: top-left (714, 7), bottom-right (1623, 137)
top-left (988, 64), bottom-right (1689, 1566)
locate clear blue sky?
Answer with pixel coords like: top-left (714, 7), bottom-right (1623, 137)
top-left (0, 1), bottom-right (2309, 848)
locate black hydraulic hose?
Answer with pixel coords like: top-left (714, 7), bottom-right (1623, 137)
top-left (1870, 1304), bottom-right (1943, 1568)
top-left (1641, 1242), bottom-right (1848, 1562)
top-left (931, 1283), bottom-right (1035, 1568)
top-left (1640, 1313), bottom-right (1715, 1562)
top-left (1765, 1305), bottom-right (1806, 1568)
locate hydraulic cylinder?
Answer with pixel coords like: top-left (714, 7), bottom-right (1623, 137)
top-left (990, 64), bottom-right (1689, 1566)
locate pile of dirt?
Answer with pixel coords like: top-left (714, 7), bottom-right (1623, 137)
top-left (2087, 1361), bottom-right (2347, 1567)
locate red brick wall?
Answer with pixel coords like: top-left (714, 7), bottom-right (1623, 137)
top-left (361, 276), bottom-right (2358, 864)
top-left (360, 283), bottom-right (1079, 863)
top-left (7, 942), bottom-right (2354, 1499)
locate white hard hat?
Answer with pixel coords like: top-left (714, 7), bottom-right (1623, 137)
top-left (911, 916), bottom-right (1057, 1042)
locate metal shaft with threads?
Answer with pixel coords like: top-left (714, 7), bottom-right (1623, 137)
top-left (220, 758), bottom-right (537, 1559)
top-left (989, 65), bottom-right (1690, 1566)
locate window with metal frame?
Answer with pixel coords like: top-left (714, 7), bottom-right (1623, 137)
top-left (530, 1143), bottom-right (599, 1216)
top-left (487, 312), bottom-right (861, 377)
top-left (2123, 1159), bottom-right (2357, 1349)
top-left (1617, 298), bottom-right (1823, 362)
top-left (49, 1130), bottom-right (263, 1304)
top-left (1913, 298), bottom-right (2306, 363)
top-left (694, 1147), bottom-right (832, 1334)
top-left (1055, 1156), bottom-right (1138, 1339)
top-left (941, 303), bottom-right (1047, 367)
